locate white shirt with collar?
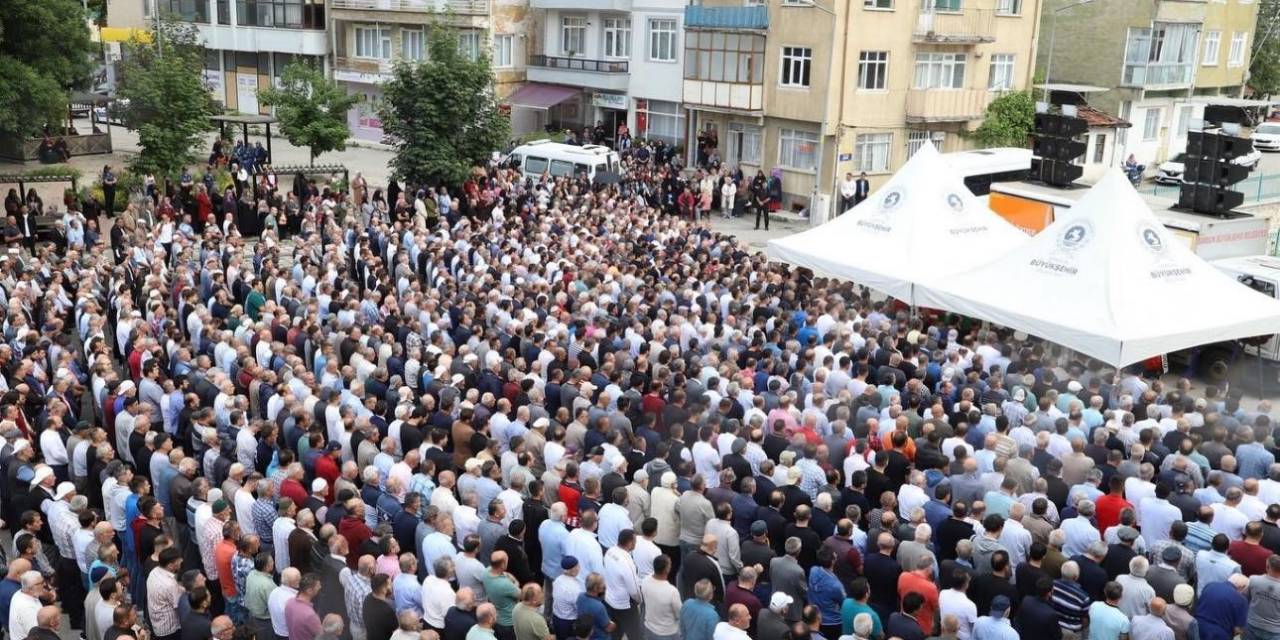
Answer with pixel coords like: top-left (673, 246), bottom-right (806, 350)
top-left (713, 622), bottom-right (751, 640)
top-left (267, 585), bottom-right (297, 637)
top-left (603, 545), bottom-right (641, 609)
top-left (632, 536), bottom-right (662, 579)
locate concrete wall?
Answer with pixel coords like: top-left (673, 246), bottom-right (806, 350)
top-left (1195, 0), bottom-right (1257, 92)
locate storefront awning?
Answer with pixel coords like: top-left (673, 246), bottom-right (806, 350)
top-left (506, 83), bottom-right (578, 111)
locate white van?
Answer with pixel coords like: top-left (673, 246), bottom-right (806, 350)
top-left (506, 140), bottom-right (622, 182)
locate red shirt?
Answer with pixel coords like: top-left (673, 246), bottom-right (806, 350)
top-left (898, 571), bottom-right (939, 635)
top-left (1095, 493), bottom-right (1132, 533)
top-left (558, 481), bottom-right (583, 527)
top-left (1228, 540), bottom-right (1273, 576)
top-left (214, 540), bottom-right (238, 596)
top-left (280, 478), bottom-right (308, 507)
top-left (338, 516), bottom-right (372, 568)
top-left (314, 455), bottom-right (339, 503)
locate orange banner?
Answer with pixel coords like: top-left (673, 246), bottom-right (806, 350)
top-left (989, 192), bottom-right (1054, 235)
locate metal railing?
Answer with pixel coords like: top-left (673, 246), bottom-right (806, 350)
top-left (905, 88), bottom-right (993, 122)
top-left (334, 56), bottom-right (393, 74)
top-left (329, 0), bottom-right (489, 14)
top-left (529, 55), bottom-right (629, 73)
top-left (1122, 62), bottom-right (1194, 88)
top-left (1148, 172), bottom-right (1280, 205)
top-left (913, 3), bottom-right (996, 44)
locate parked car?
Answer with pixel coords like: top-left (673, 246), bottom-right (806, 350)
top-left (1154, 147), bottom-right (1262, 185)
top-left (1252, 122), bottom-right (1280, 151)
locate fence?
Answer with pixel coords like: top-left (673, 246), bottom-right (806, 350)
top-left (1147, 172), bottom-right (1280, 205)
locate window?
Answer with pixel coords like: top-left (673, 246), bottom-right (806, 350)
top-left (731, 123), bottom-right (763, 164)
top-left (402, 29), bottom-right (426, 61)
top-left (635, 99), bottom-right (685, 146)
top-left (1176, 105), bottom-right (1193, 137)
top-left (858, 51), bottom-right (888, 90)
top-left (1143, 108), bottom-right (1160, 141)
top-left (914, 52), bottom-right (966, 89)
top-left (549, 160), bottom-right (574, 178)
top-left (1229, 32), bottom-right (1247, 67)
top-left (561, 16), bottom-right (586, 55)
top-left (458, 31), bottom-right (480, 61)
top-left (931, 0), bottom-right (961, 10)
top-left (1092, 134), bottom-right (1106, 164)
top-left (355, 26), bottom-right (391, 60)
top-left (863, 0), bottom-right (893, 8)
top-left (780, 46), bottom-right (812, 87)
top-left (996, 0), bottom-right (1021, 14)
top-left (603, 18), bottom-right (631, 59)
top-left (988, 53), bottom-right (1015, 90)
top-left (778, 128), bottom-right (820, 171)
top-left (1123, 23), bottom-right (1198, 85)
top-left (855, 133), bottom-right (892, 172)
top-left (524, 156), bottom-right (548, 174)
top-left (1202, 30), bottom-right (1220, 65)
top-left (493, 34), bottom-right (513, 68)
top-left (907, 131), bottom-right (946, 157)
top-left (649, 19), bottom-right (677, 62)
top-left (684, 32), bottom-right (765, 83)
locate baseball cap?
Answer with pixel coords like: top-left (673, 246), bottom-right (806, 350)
top-left (990, 595), bottom-right (1011, 614)
top-left (325, 441), bottom-right (342, 452)
top-left (29, 466), bottom-right (52, 488)
top-left (54, 482), bottom-right (75, 500)
top-left (750, 521), bottom-right (767, 537)
top-left (770, 592), bottom-right (794, 610)
top-left (561, 556), bottom-right (579, 571)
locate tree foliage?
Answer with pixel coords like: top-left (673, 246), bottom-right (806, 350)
top-left (259, 62), bottom-right (359, 165)
top-left (380, 25), bottom-right (509, 188)
top-left (971, 91), bottom-right (1036, 149)
top-left (0, 0), bottom-right (95, 137)
top-left (118, 20), bottom-right (218, 180)
top-left (1250, 1), bottom-right (1280, 96)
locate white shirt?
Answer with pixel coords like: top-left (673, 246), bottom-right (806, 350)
top-left (552, 574), bottom-right (584, 620)
top-left (420, 575), bottom-right (456, 629)
top-left (564, 528), bottom-right (605, 587)
top-left (1137, 497), bottom-right (1182, 548)
top-left (598, 503), bottom-right (632, 549)
top-left (713, 622), bottom-right (751, 640)
top-left (40, 428), bottom-right (68, 465)
top-left (604, 545), bottom-right (641, 609)
top-left (939, 588), bottom-right (978, 640)
top-left (692, 441), bottom-right (720, 488)
top-left (9, 591), bottom-right (40, 640)
top-left (1210, 503), bottom-right (1249, 540)
top-left (235, 488), bottom-right (258, 537)
top-left (268, 585), bottom-right (298, 636)
top-left (273, 517), bottom-right (296, 571)
top-left (898, 484), bottom-right (929, 520)
top-left (633, 536), bottom-right (662, 579)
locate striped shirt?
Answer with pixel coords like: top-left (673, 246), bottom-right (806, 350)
top-left (340, 569), bottom-right (371, 630)
top-left (146, 567), bottom-right (182, 636)
top-left (1184, 522), bottom-right (1216, 553)
top-left (1051, 579), bottom-right (1090, 632)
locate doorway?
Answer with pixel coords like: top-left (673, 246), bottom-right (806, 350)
top-left (601, 108), bottom-right (626, 146)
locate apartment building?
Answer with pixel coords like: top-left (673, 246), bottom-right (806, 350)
top-left (1037, 0), bottom-right (1260, 169)
top-left (512, 0), bottom-right (686, 146)
top-left (161, 0), bottom-right (329, 114)
top-left (682, 0), bottom-right (1041, 214)
top-left (330, 0), bottom-right (530, 143)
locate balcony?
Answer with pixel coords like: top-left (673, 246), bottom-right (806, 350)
top-left (912, 5), bottom-right (995, 45)
top-left (333, 56), bottom-right (394, 84)
top-left (527, 55), bottom-right (630, 92)
top-left (905, 88), bottom-right (992, 123)
top-left (682, 80), bottom-right (764, 114)
top-left (1122, 62), bottom-right (1194, 89)
top-left (531, 0), bottom-right (630, 10)
top-left (329, 0), bottom-right (488, 13)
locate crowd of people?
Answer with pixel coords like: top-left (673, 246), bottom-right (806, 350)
top-left (0, 140), bottom-right (1277, 640)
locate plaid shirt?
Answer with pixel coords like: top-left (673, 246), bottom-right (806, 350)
top-left (252, 498), bottom-right (277, 545)
top-left (341, 567), bottom-right (372, 630)
top-left (199, 516), bottom-right (224, 580)
top-left (409, 473), bottom-right (436, 502)
top-left (1147, 540), bottom-right (1195, 582)
top-left (232, 552), bottom-right (254, 604)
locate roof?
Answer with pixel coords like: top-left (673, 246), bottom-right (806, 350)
top-left (211, 114), bottom-right (278, 125)
top-left (1076, 105), bottom-right (1131, 129)
top-left (504, 83), bottom-right (578, 110)
top-left (684, 5), bottom-right (769, 30)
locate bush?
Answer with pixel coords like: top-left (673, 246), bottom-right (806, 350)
top-left (21, 164), bottom-right (83, 180)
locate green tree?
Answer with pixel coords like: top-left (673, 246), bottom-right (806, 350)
top-left (971, 90), bottom-right (1036, 149)
top-left (117, 20), bottom-right (218, 180)
top-left (1251, 1), bottom-right (1280, 96)
top-left (0, 0), bottom-right (95, 138)
top-left (380, 25), bottom-right (509, 187)
top-left (259, 62), bottom-right (359, 165)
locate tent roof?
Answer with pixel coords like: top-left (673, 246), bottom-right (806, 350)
top-left (916, 169), bottom-right (1280, 367)
top-left (766, 143), bottom-right (1029, 304)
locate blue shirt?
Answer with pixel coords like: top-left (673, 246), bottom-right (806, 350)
top-left (1087, 602), bottom-right (1131, 640)
top-left (973, 616), bottom-right (1020, 640)
top-left (392, 573), bottom-right (422, 614)
top-left (0, 577), bottom-right (20, 628)
top-left (808, 567), bottom-right (846, 625)
top-left (1196, 581), bottom-right (1249, 640)
top-left (154, 461), bottom-right (179, 512)
top-left (539, 520), bottom-right (569, 579)
top-left (576, 593), bottom-right (611, 640)
top-left (1235, 442), bottom-right (1273, 480)
top-left (679, 599), bottom-right (719, 640)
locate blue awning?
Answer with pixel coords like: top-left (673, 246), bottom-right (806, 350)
top-left (684, 5), bottom-right (769, 30)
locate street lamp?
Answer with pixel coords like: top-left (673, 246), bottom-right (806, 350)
top-left (1043, 0), bottom-right (1096, 101)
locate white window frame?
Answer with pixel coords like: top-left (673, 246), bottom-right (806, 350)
top-left (863, 0), bottom-right (893, 8)
top-left (603, 17), bottom-right (631, 60)
top-left (1175, 105), bottom-right (1194, 138)
top-left (995, 0), bottom-right (1021, 15)
top-left (492, 33), bottom-right (513, 68)
top-left (401, 28), bottom-right (425, 61)
top-left (635, 99), bottom-right (685, 146)
top-left (354, 26), bottom-right (391, 60)
top-left (1229, 31), bottom-right (1247, 67)
top-left (561, 16), bottom-right (587, 55)
top-left (1092, 133), bottom-right (1106, 164)
top-left (780, 46), bottom-right (812, 88)
top-left (742, 125), bottom-right (763, 164)
top-left (855, 132), bottom-right (893, 173)
top-left (1143, 108), bottom-right (1160, 141)
top-left (913, 52), bottom-right (966, 89)
top-left (906, 130), bottom-right (946, 157)
top-left (778, 128), bottom-right (820, 172)
top-left (457, 31), bottom-right (480, 61)
top-left (857, 51), bottom-right (888, 91)
top-left (988, 53), bottom-right (1015, 91)
top-left (1202, 30), bottom-right (1221, 66)
top-left (648, 18), bottom-right (677, 62)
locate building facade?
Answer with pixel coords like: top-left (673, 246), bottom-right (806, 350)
top-left (513, 0), bottom-right (686, 146)
top-left (1036, 0), bottom-right (1259, 170)
top-left (330, 0), bottom-right (530, 143)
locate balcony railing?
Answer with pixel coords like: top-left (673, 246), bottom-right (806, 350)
top-left (529, 55), bottom-right (629, 73)
top-left (1122, 62), bottom-right (1194, 88)
top-left (913, 4), bottom-right (996, 44)
top-left (329, 0), bottom-right (489, 14)
top-left (905, 88), bottom-right (993, 123)
top-left (335, 56), bottom-right (393, 75)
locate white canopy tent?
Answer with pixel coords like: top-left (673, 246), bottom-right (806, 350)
top-left (916, 169), bottom-right (1280, 367)
top-left (766, 143), bottom-right (1028, 305)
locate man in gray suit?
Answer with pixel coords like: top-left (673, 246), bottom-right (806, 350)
top-left (769, 537), bottom-right (808, 622)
